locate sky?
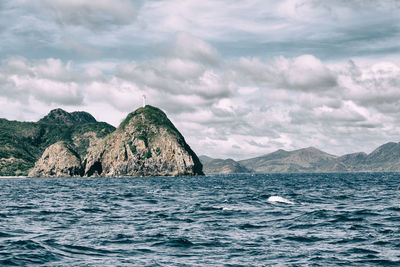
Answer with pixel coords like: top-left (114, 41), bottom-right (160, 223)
top-left (1, 0), bottom-right (400, 160)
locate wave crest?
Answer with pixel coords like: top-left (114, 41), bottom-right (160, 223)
top-left (267, 196), bottom-right (294, 204)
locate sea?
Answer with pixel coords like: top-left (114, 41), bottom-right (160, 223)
top-left (0, 173), bottom-right (399, 266)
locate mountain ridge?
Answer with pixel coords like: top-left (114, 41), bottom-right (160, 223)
top-left (39, 108), bottom-right (97, 125)
top-left (200, 143), bottom-right (400, 174)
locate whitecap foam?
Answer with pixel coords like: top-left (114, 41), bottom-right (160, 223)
top-left (222, 206), bottom-right (238, 211)
top-left (267, 196), bottom-right (294, 205)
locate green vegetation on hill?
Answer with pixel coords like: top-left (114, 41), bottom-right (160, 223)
top-left (119, 105), bottom-right (181, 137)
top-left (39, 108), bottom-right (97, 124)
top-left (104, 105), bottom-right (203, 176)
top-left (0, 109), bottom-right (115, 176)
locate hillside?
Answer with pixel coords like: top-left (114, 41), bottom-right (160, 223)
top-left (199, 156), bottom-right (251, 174)
top-left (351, 142), bottom-right (400, 172)
top-left (239, 147), bottom-right (337, 173)
top-left (0, 109), bottom-right (115, 176)
top-left (30, 105), bottom-right (204, 177)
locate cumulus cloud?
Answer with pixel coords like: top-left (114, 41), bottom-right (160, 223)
top-left (338, 60), bottom-right (400, 113)
top-left (232, 54), bottom-right (337, 91)
top-left (0, 57), bottom-right (85, 105)
top-left (274, 55), bottom-right (337, 90)
top-left (116, 60), bottom-right (231, 99)
top-left (115, 34), bottom-right (231, 106)
top-left (2, 46), bottom-right (400, 159)
top-left (3, 0), bottom-right (400, 160)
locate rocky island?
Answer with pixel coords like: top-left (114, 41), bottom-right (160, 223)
top-left (0, 106), bottom-right (203, 177)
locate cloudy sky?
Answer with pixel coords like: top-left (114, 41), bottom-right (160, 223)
top-left (1, 0), bottom-right (400, 159)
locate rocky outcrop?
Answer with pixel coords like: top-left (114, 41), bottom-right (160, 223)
top-left (83, 105), bottom-right (203, 177)
top-left (28, 142), bottom-right (83, 177)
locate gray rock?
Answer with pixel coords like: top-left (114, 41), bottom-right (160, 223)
top-left (83, 105), bottom-right (203, 177)
top-left (28, 141), bottom-right (82, 177)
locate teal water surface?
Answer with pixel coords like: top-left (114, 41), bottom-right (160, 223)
top-left (0, 173), bottom-right (399, 266)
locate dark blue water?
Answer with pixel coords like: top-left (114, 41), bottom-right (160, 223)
top-left (0, 173), bottom-right (400, 266)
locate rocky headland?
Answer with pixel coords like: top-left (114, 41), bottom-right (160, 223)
top-left (1, 105), bottom-right (203, 177)
top-left (81, 105), bottom-right (203, 177)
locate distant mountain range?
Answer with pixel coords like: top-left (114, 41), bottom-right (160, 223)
top-left (200, 143), bottom-right (400, 174)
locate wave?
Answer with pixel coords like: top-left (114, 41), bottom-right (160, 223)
top-left (267, 196), bottom-right (295, 205)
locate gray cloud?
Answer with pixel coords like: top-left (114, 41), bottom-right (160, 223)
top-left (2, 0), bottom-right (399, 63)
top-left (115, 34), bottom-right (231, 104)
top-left (37, 0), bottom-right (137, 29)
top-left (2, 0), bottom-right (400, 159)
top-left (166, 33), bottom-right (220, 66)
top-left (0, 57), bottom-right (86, 106)
top-left (2, 53), bottom-right (400, 159)
top-left (232, 55), bottom-right (338, 92)
top-left (338, 60), bottom-right (400, 113)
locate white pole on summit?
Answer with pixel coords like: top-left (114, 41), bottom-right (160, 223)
top-left (142, 94), bottom-right (146, 107)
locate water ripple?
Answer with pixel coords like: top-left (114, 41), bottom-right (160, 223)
top-left (0, 173), bottom-right (400, 265)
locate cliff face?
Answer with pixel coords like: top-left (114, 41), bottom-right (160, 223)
top-left (29, 142), bottom-right (83, 177)
top-left (84, 105), bottom-right (203, 177)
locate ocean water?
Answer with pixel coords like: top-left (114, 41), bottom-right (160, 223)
top-left (0, 173), bottom-right (400, 266)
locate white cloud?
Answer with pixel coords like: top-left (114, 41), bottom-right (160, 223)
top-left (232, 54), bottom-right (337, 91)
top-left (116, 59), bottom-right (231, 100)
top-left (338, 60), bottom-right (400, 113)
top-left (115, 33), bottom-right (231, 102)
top-left (2, 49), bottom-right (400, 159)
top-left (0, 57), bottom-right (85, 105)
top-left (274, 55), bottom-right (337, 90)
top-left (2, 0), bottom-right (400, 162)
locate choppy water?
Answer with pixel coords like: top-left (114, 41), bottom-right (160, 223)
top-left (1, 173), bottom-right (400, 266)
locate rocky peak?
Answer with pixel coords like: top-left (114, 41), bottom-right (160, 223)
top-left (39, 108), bottom-right (97, 125)
top-left (118, 105), bottom-right (179, 133)
top-left (83, 105), bottom-right (203, 177)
